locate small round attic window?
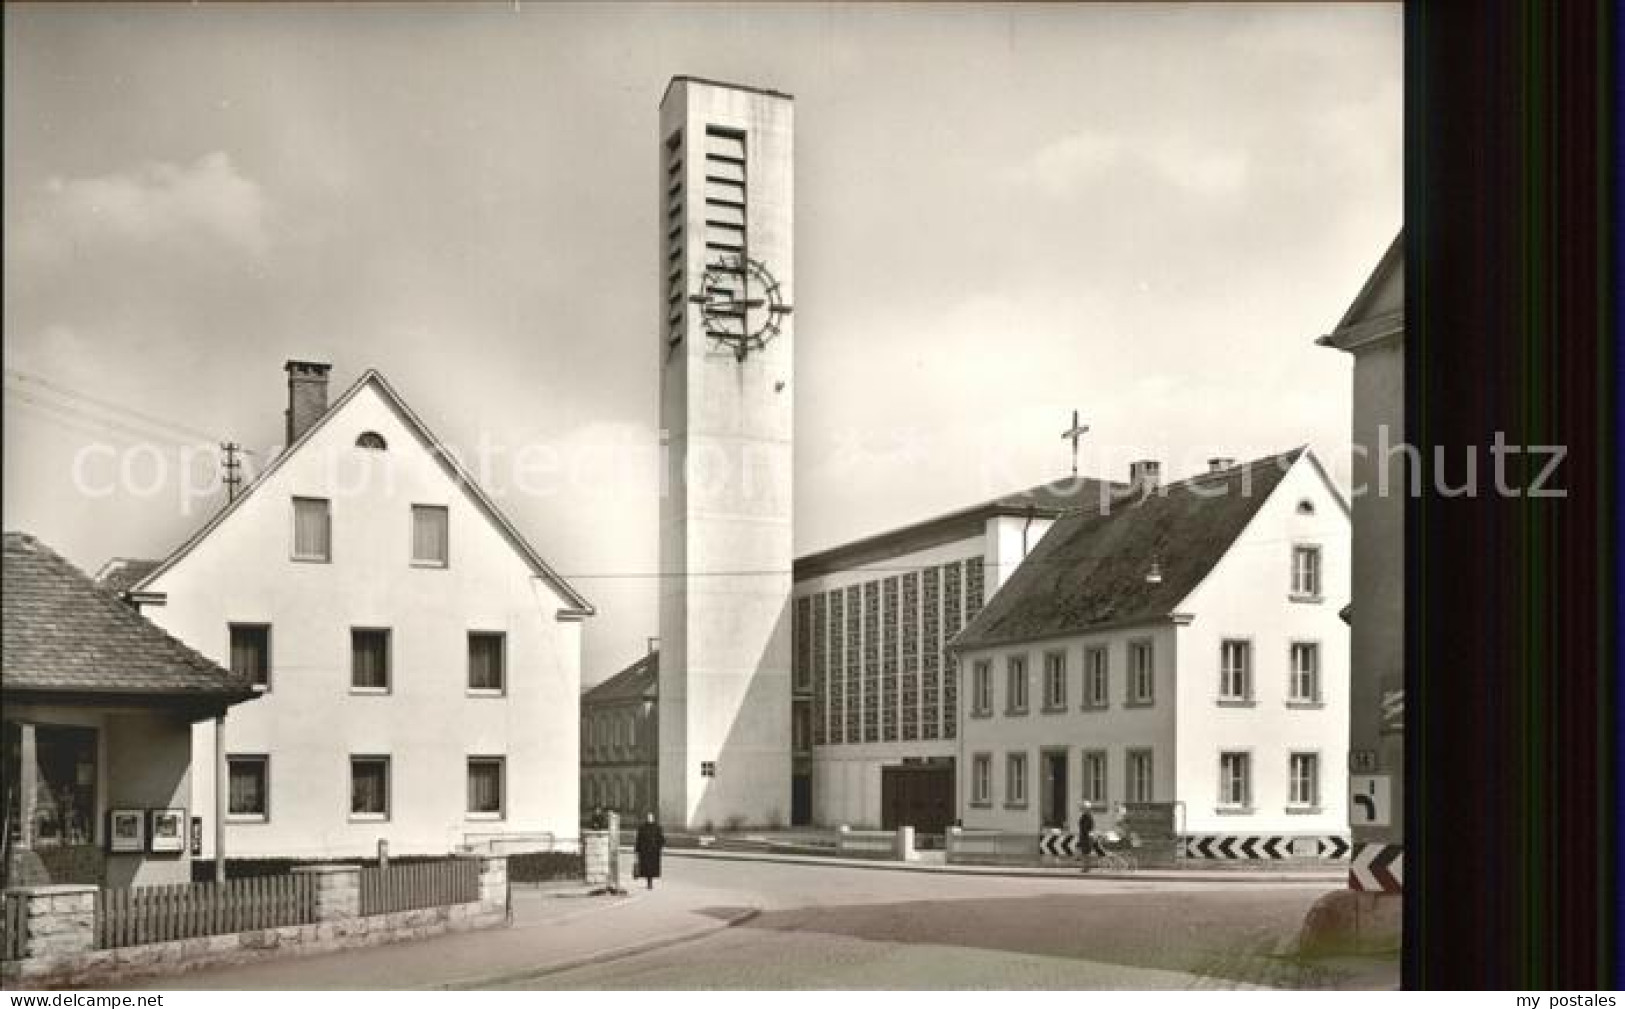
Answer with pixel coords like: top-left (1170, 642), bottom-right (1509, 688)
top-left (356, 431), bottom-right (388, 451)
top-left (1297, 499), bottom-right (1315, 515)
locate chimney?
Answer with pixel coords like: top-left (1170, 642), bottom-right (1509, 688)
top-left (284, 360), bottom-right (332, 444)
top-left (647, 637), bottom-right (661, 655)
top-left (1207, 457), bottom-right (1237, 474)
top-left (1128, 459), bottom-right (1161, 492)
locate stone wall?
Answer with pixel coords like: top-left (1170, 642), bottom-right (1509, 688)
top-left (3, 856), bottom-right (510, 989)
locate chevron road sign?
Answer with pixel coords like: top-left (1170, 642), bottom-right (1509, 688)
top-left (1349, 842), bottom-right (1404, 892)
top-left (1181, 834), bottom-right (1351, 860)
top-left (1038, 832), bottom-right (1106, 858)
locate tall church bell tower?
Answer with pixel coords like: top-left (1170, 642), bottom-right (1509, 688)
top-left (657, 77), bottom-right (795, 829)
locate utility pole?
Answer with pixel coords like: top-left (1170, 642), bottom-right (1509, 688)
top-left (221, 442), bottom-right (243, 502)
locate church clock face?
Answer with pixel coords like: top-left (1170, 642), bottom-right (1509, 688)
top-left (689, 254), bottom-right (792, 362)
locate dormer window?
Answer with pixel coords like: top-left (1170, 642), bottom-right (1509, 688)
top-left (356, 431), bottom-right (388, 451)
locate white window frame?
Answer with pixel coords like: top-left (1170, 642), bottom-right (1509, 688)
top-left (291, 496), bottom-right (332, 563)
top-left (1289, 641), bottom-right (1322, 705)
top-left (1006, 655), bottom-right (1029, 715)
top-left (411, 504), bottom-right (450, 568)
top-left (971, 752), bottom-right (993, 806)
top-left (1082, 646), bottom-right (1109, 710)
top-left (468, 631), bottom-right (507, 696)
top-left (226, 754), bottom-right (270, 822)
top-left (1218, 751), bottom-right (1252, 811)
top-left (1291, 544), bottom-right (1323, 600)
top-left (1288, 751), bottom-right (1320, 810)
top-left (1219, 638), bottom-right (1253, 704)
top-left (972, 660), bottom-right (993, 716)
top-left (1042, 650), bottom-right (1067, 711)
top-left (1004, 751), bottom-right (1028, 808)
top-left (349, 627), bottom-right (392, 694)
top-left (229, 623), bottom-right (272, 692)
top-left (1081, 749), bottom-right (1108, 807)
top-left (467, 756), bottom-right (505, 820)
top-left (349, 755), bottom-right (391, 821)
top-left (1127, 639), bottom-right (1155, 706)
top-left (1125, 748), bottom-right (1154, 803)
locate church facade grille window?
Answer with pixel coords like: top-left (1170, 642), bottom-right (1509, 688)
top-left (829, 591), bottom-right (845, 745)
top-left (943, 561), bottom-right (963, 739)
top-left (863, 581), bottom-right (880, 743)
top-left (812, 593), bottom-right (827, 746)
top-left (901, 571), bottom-right (920, 741)
top-left (922, 566), bottom-right (941, 740)
top-left (882, 576), bottom-right (899, 741)
top-left (845, 586), bottom-right (862, 742)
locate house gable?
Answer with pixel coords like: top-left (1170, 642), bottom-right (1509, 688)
top-left (133, 370), bottom-right (592, 620)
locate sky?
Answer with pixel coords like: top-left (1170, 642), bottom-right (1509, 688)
top-left (2, 2), bottom-right (1402, 684)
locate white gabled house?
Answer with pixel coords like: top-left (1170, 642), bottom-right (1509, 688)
top-left (949, 448), bottom-right (1351, 840)
top-left (129, 361), bottom-right (593, 861)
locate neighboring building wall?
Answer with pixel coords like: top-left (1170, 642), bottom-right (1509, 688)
top-left (957, 623), bottom-right (1179, 833)
top-left (143, 383), bottom-right (582, 858)
top-left (796, 536), bottom-right (982, 828)
top-left (1174, 457), bottom-right (1352, 834)
top-left (581, 696), bottom-right (659, 817)
top-left (5, 704), bottom-right (193, 887)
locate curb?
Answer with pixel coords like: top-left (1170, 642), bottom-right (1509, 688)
top-left (665, 848), bottom-right (1343, 884)
top-left (431, 905), bottom-right (761, 989)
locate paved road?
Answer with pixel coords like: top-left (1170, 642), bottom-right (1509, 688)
top-left (487, 856), bottom-right (1395, 990)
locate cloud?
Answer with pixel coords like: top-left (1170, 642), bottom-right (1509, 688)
top-left (25, 152), bottom-right (270, 259)
top-left (1007, 129), bottom-right (1248, 198)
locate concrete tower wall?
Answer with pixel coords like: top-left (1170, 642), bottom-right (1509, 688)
top-left (658, 78), bottom-right (795, 829)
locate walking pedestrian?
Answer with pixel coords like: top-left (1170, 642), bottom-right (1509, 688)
top-left (634, 812), bottom-right (665, 890)
top-left (1077, 803), bottom-right (1096, 873)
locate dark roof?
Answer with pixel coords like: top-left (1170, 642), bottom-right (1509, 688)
top-left (794, 476), bottom-right (1125, 581)
top-left (583, 650), bottom-right (658, 705)
top-left (131, 369), bottom-right (593, 619)
top-left (949, 450), bottom-right (1305, 651)
top-left (94, 558), bottom-right (161, 596)
top-left (3, 533), bottom-right (257, 705)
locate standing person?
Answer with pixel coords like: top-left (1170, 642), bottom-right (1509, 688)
top-left (1077, 803), bottom-right (1096, 873)
top-left (634, 812), bottom-right (665, 890)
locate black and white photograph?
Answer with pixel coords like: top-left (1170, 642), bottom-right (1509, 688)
top-left (2, 0), bottom-right (1449, 993)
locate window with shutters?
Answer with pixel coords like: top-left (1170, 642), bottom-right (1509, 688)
top-left (1288, 752), bottom-right (1320, 809)
top-left (1126, 748), bottom-right (1154, 803)
top-left (1042, 651), bottom-right (1067, 711)
top-left (971, 753), bottom-right (993, 806)
top-left (1289, 641), bottom-right (1322, 704)
top-left (1005, 752), bottom-right (1028, 807)
top-left (1081, 750), bottom-right (1107, 806)
top-left (291, 497), bottom-right (331, 562)
top-left (1219, 639), bottom-right (1253, 703)
top-left (1082, 646), bottom-right (1109, 710)
top-left (1219, 751), bottom-right (1252, 810)
top-left (411, 504), bottom-right (449, 567)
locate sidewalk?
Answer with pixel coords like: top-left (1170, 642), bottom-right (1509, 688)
top-left (124, 879), bottom-right (761, 990)
top-left (664, 846), bottom-right (1345, 884)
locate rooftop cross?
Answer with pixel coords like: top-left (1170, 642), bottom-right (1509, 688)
top-left (1061, 410), bottom-right (1090, 477)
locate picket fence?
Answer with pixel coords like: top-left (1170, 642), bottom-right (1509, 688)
top-left (97, 874), bottom-right (316, 950)
top-left (359, 859), bottom-right (479, 916)
top-left (2, 893), bottom-right (25, 960)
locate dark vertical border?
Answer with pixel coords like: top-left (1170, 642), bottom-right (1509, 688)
top-left (1406, 0), bottom-right (1617, 989)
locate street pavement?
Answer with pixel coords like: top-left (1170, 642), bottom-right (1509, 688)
top-left (123, 856), bottom-right (1397, 990)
